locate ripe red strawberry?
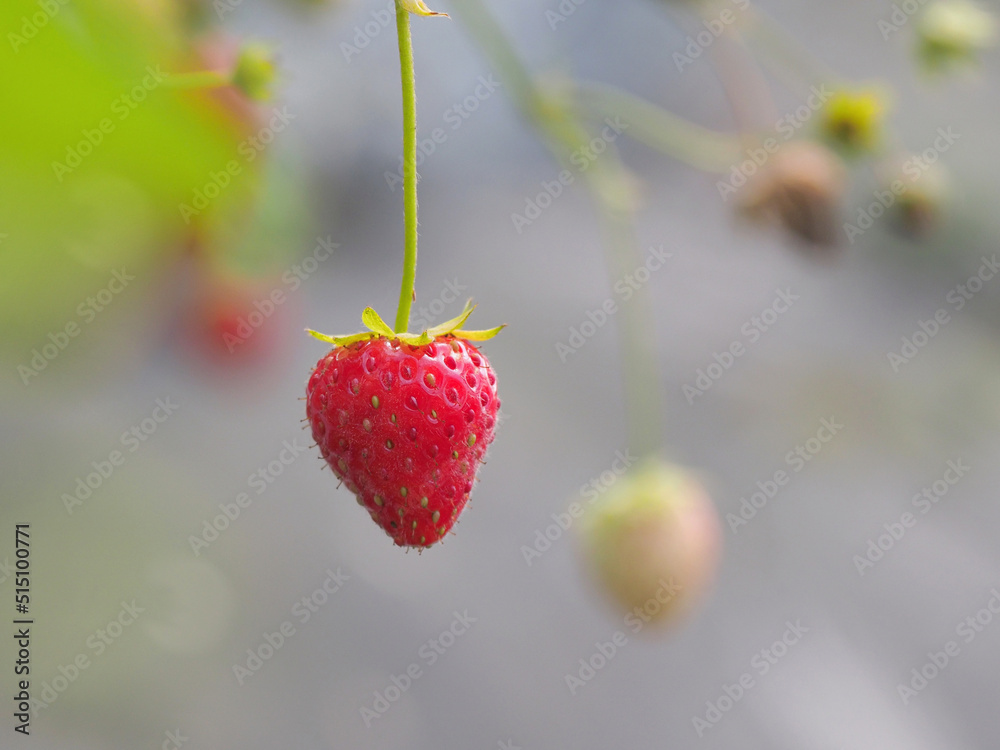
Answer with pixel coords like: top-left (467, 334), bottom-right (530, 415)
top-left (305, 305), bottom-right (502, 548)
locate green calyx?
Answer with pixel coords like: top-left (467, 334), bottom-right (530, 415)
top-left (818, 87), bottom-right (888, 156)
top-left (307, 300), bottom-right (505, 348)
top-left (233, 42), bottom-right (278, 102)
top-left (398, 0), bottom-right (449, 17)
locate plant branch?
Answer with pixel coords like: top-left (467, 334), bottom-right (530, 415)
top-left (575, 82), bottom-right (741, 172)
top-left (163, 70), bottom-right (231, 90)
top-left (394, 0), bottom-right (420, 333)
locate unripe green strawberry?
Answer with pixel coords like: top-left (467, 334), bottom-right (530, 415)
top-left (580, 460), bottom-right (721, 626)
top-left (819, 87), bottom-right (888, 157)
top-left (232, 42), bottom-right (278, 102)
top-left (889, 161), bottom-right (950, 239)
top-left (917, 0), bottom-right (997, 72)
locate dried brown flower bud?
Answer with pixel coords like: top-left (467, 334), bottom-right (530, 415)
top-left (739, 140), bottom-right (847, 251)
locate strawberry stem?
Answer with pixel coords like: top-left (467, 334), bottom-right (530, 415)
top-left (575, 83), bottom-right (740, 172)
top-left (163, 70), bottom-right (232, 91)
top-left (393, 0), bottom-right (420, 334)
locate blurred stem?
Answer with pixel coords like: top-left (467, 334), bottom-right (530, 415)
top-left (576, 83), bottom-right (741, 172)
top-left (708, 26), bottom-right (777, 144)
top-left (737, 6), bottom-right (840, 94)
top-left (596, 204), bottom-right (662, 457)
top-left (394, 0), bottom-right (419, 334)
top-left (163, 70), bottom-right (231, 90)
top-left (453, 0), bottom-right (662, 457)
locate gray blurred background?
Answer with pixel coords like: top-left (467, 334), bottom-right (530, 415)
top-left (3, 0), bottom-right (1000, 748)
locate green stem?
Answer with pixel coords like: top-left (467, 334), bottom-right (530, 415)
top-left (163, 70), bottom-right (231, 90)
top-left (707, 26), bottom-right (777, 145)
top-left (596, 204), bottom-right (663, 457)
top-left (449, 0), bottom-right (583, 162)
top-left (737, 6), bottom-right (840, 93)
top-left (576, 82), bottom-right (741, 172)
top-left (394, 0), bottom-right (420, 334)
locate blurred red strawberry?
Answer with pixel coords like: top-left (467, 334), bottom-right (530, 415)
top-left (183, 271), bottom-right (291, 367)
